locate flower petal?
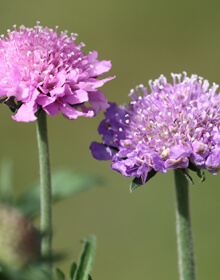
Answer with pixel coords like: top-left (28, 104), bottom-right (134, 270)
top-left (90, 142), bottom-right (114, 160)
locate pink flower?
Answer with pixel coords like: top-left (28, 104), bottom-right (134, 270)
top-left (0, 22), bottom-right (115, 122)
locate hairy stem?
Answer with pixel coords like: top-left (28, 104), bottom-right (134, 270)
top-left (36, 110), bottom-right (52, 273)
top-left (174, 169), bottom-right (196, 280)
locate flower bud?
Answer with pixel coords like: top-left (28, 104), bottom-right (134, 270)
top-left (0, 205), bottom-right (40, 268)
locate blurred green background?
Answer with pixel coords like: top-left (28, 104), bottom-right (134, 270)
top-left (0, 0), bottom-right (220, 279)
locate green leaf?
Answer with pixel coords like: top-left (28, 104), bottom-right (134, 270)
top-left (70, 262), bottom-right (77, 279)
top-left (0, 263), bottom-right (51, 280)
top-left (16, 170), bottom-right (100, 217)
top-left (74, 236), bottom-right (96, 280)
top-left (40, 251), bottom-right (67, 264)
top-left (88, 275), bottom-right (93, 280)
top-left (56, 268), bottom-right (66, 280)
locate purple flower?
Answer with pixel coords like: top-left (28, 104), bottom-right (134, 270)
top-left (90, 72), bottom-right (220, 185)
top-left (0, 22), bottom-right (115, 122)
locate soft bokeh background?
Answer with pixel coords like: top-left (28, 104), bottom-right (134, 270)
top-left (0, 0), bottom-right (220, 279)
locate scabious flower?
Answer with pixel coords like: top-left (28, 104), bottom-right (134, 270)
top-left (0, 22), bottom-right (114, 122)
top-left (90, 72), bottom-right (220, 184)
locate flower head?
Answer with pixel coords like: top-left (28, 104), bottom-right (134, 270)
top-left (0, 22), bottom-right (114, 122)
top-left (90, 72), bottom-right (220, 185)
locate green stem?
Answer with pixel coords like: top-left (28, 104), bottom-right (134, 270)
top-left (0, 158), bottom-right (13, 203)
top-left (36, 110), bottom-right (52, 272)
top-left (174, 169), bottom-right (196, 280)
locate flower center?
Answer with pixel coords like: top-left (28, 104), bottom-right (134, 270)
top-left (123, 89), bottom-right (220, 155)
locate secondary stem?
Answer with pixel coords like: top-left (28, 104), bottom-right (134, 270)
top-left (174, 169), bottom-right (196, 280)
top-left (36, 110), bottom-right (52, 272)
top-left (0, 158), bottom-right (13, 203)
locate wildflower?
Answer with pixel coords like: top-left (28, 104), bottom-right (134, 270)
top-left (0, 22), bottom-right (114, 122)
top-left (90, 72), bottom-right (220, 185)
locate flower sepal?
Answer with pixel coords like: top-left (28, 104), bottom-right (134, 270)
top-left (0, 97), bottom-right (20, 113)
top-left (187, 161), bottom-right (206, 183)
top-left (130, 169), bottom-right (157, 192)
top-left (178, 169), bottom-right (194, 185)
